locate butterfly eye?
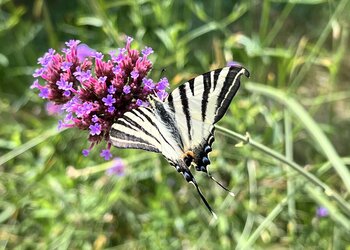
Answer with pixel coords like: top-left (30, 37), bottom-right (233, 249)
top-left (204, 145), bottom-right (212, 154)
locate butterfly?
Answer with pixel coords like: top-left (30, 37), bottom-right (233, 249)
top-left (110, 65), bottom-right (250, 217)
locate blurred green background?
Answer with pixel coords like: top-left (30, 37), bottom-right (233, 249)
top-left (1, 0), bottom-right (350, 249)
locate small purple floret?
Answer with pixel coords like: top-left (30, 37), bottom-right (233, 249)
top-left (89, 123), bottom-right (101, 135)
top-left (100, 149), bottom-right (112, 160)
top-left (142, 46), bottom-right (154, 57)
top-left (39, 87), bottom-right (49, 99)
top-left (61, 62), bottom-right (73, 71)
top-left (106, 158), bottom-right (125, 176)
top-left (130, 70), bottom-right (139, 79)
top-left (123, 86), bottom-right (131, 94)
top-left (157, 77), bottom-right (169, 91)
top-left (316, 207), bottom-right (329, 218)
top-left (102, 94), bottom-right (116, 106)
top-left (82, 149), bottom-right (90, 157)
top-left (136, 99), bottom-right (143, 106)
top-left (108, 85), bottom-right (116, 94)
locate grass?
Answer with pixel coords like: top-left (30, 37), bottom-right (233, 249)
top-left (1, 0), bottom-right (350, 249)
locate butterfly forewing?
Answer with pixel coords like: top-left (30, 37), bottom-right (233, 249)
top-left (110, 106), bottom-right (184, 164)
top-left (110, 107), bottom-right (163, 153)
top-left (165, 66), bottom-right (248, 151)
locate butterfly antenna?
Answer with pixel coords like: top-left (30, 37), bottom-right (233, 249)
top-left (189, 180), bottom-right (217, 220)
top-left (160, 68), bottom-right (166, 79)
top-left (208, 173), bottom-right (235, 197)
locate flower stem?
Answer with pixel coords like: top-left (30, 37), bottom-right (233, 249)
top-left (215, 125), bottom-right (350, 216)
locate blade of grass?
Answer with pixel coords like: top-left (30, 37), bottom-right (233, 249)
top-left (236, 160), bottom-right (257, 249)
top-left (215, 125), bottom-right (350, 216)
top-left (284, 110), bottom-right (297, 239)
top-left (245, 82), bottom-right (350, 193)
top-left (240, 197), bottom-right (288, 250)
top-left (290, 0), bottom-right (349, 89)
top-left (0, 127), bottom-right (64, 166)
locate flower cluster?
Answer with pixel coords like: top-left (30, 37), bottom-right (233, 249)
top-left (32, 37), bottom-right (169, 160)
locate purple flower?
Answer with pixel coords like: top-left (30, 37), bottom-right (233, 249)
top-left (93, 52), bottom-right (104, 60)
top-left (64, 112), bottom-right (73, 122)
top-left (142, 46), bottom-right (154, 57)
top-left (100, 149), bottom-right (112, 160)
top-left (108, 106), bottom-right (115, 113)
top-left (227, 61), bottom-right (241, 67)
top-left (123, 85), bottom-right (131, 94)
top-left (37, 48), bottom-right (55, 67)
top-left (74, 69), bottom-right (92, 83)
top-left (108, 85), bottom-right (116, 94)
top-left (39, 87), bottom-right (49, 99)
top-left (157, 77), bottom-right (169, 91)
top-left (31, 36), bottom-right (170, 161)
top-left (30, 79), bottom-right (40, 89)
top-left (61, 62), bottom-right (73, 71)
top-left (76, 102), bottom-right (93, 117)
top-left (106, 158), bottom-right (125, 176)
top-left (136, 99), bottom-right (143, 106)
top-left (92, 115), bottom-right (99, 123)
top-left (58, 120), bottom-right (65, 130)
top-left (98, 76), bottom-right (107, 84)
top-left (65, 40), bottom-right (80, 48)
top-left (102, 94), bottom-right (116, 106)
top-left (143, 78), bottom-right (155, 90)
top-left (130, 70), bottom-right (139, 79)
top-left (126, 36), bottom-right (133, 44)
top-left (82, 149), bottom-right (90, 157)
top-left (33, 68), bottom-right (45, 78)
top-left (112, 65), bottom-right (122, 74)
top-left (316, 207), bottom-right (329, 218)
top-left (56, 78), bottom-right (73, 91)
top-left (89, 123), bottom-right (101, 135)
top-left (63, 90), bottom-right (71, 97)
top-left (157, 90), bottom-right (168, 101)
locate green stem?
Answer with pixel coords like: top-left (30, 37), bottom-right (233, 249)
top-left (215, 125), bottom-right (350, 216)
top-left (245, 82), bottom-right (350, 193)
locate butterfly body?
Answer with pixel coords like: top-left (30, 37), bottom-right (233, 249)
top-left (110, 66), bottom-right (249, 216)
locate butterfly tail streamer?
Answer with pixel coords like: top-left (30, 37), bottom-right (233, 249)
top-left (209, 174), bottom-right (235, 197)
top-left (190, 181), bottom-right (217, 219)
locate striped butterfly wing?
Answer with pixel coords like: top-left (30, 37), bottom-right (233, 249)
top-left (165, 66), bottom-right (249, 171)
top-left (110, 105), bottom-right (184, 165)
top-left (109, 107), bottom-right (162, 153)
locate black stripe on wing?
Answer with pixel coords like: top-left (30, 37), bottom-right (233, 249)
top-left (179, 84), bottom-right (192, 141)
top-left (201, 71), bottom-right (211, 121)
top-left (110, 107), bottom-right (162, 153)
top-left (214, 66), bottom-right (249, 123)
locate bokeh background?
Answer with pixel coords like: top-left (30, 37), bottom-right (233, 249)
top-left (1, 0), bottom-right (350, 249)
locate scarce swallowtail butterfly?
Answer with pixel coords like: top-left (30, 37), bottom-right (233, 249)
top-left (110, 65), bottom-right (250, 217)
